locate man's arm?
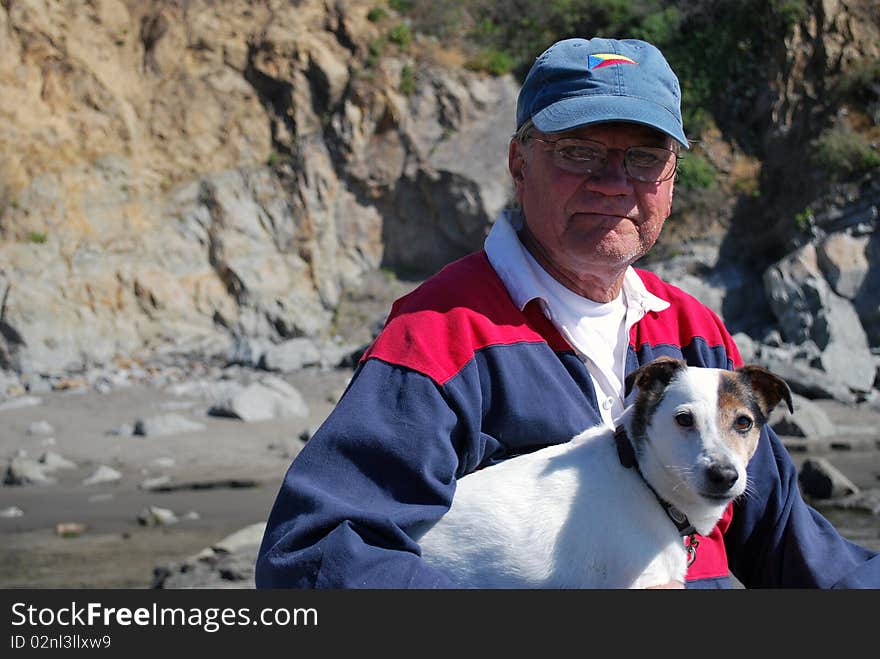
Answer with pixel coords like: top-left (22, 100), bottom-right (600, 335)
top-left (255, 358), bottom-right (472, 588)
top-left (725, 424), bottom-right (880, 587)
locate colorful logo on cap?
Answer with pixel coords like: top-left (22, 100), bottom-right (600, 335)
top-left (588, 53), bottom-right (637, 70)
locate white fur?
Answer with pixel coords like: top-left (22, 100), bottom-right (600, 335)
top-left (414, 364), bottom-right (768, 589)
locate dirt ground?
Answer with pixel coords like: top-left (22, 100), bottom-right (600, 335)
top-left (0, 366), bottom-right (352, 588)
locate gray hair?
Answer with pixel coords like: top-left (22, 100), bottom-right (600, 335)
top-left (512, 119), bottom-right (535, 144)
top-left (511, 118), bottom-right (683, 153)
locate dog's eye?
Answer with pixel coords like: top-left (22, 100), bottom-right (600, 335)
top-left (674, 412), bottom-right (694, 428)
top-left (734, 415), bottom-right (753, 432)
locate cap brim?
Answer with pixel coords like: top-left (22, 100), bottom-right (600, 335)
top-left (531, 95), bottom-right (689, 149)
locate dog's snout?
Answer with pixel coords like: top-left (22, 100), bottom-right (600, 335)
top-left (705, 463), bottom-right (738, 492)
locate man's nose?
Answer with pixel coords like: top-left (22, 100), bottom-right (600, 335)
top-left (585, 150), bottom-right (630, 194)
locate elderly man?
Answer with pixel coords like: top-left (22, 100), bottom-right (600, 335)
top-left (256, 37), bottom-right (880, 588)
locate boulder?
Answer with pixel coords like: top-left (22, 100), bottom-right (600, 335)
top-left (770, 393), bottom-right (836, 438)
top-left (133, 414), bottom-right (207, 437)
top-left (798, 457), bottom-right (859, 499)
top-left (152, 522), bottom-right (266, 588)
top-left (208, 376), bottom-right (308, 422)
top-left (764, 244), bottom-right (875, 392)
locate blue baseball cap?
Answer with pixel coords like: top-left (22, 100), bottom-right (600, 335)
top-left (516, 37), bottom-right (689, 148)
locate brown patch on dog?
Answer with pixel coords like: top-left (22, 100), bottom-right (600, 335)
top-left (716, 366), bottom-right (792, 463)
top-left (717, 371), bottom-right (764, 463)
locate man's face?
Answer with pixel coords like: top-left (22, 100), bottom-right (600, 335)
top-left (509, 121), bottom-right (676, 290)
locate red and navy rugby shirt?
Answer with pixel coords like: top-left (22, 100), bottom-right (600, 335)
top-left (257, 252), bottom-right (880, 589)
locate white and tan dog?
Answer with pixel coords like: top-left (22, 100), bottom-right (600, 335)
top-left (414, 356), bottom-right (792, 588)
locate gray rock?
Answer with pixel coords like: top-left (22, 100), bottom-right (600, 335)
top-left (259, 337), bottom-right (322, 372)
top-left (208, 376), bottom-right (308, 422)
top-left (139, 475), bottom-right (173, 491)
top-left (0, 370), bottom-right (22, 396)
top-left (152, 522), bottom-right (266, 589)
top-left (769, 393), bottom-right (836, 438)
top-left (227, 335), bottom-right (270, 369)
top-left (318, 341), bottom-right (363, 369)
top-left (815, 489), bottom-right (880, 516)
top-left (733, 332), bottom-right (758, 364)
top-left (24, 377), bottom-right (54, 394)
top-left (82, 465), bottom-right (122, 486)
top-left (798, 457), bottom-right (859, 499)
top-left (27, 420), bottom-right (54, 435)
top-left (133, 413), bottom-right (207, 437)
top-left (816, 232), bottom-right (870, 299)
top-left (106, 423), bottom-right (135, 437)
top-left (853, 232), bottom-right (880, 345)
top-left (757, 355), bottom-right (857, 404)
top-left (137, 506), bottom-right (179, 526)
top-left (763, 244), bottom-right (875, 392)
top-left (4, 456), bottom-right (55, 486)
top-left (38, 451), bottom-right (77, 473)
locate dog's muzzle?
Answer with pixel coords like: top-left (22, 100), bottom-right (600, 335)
top-left (701, 461), bottom-right (739, 498)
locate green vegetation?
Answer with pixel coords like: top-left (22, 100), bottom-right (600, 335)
top-left (675, 152), bottom-right (718, 190)
top-left (388, 23), bottom-right (412, 49)
top-left (268, 150), bottom-right (294, 168)
top-left (367, 7), bottom-right (388, 22)
top-left (27, 231), bottom-right (48, 244)
top-left (386, 0), bottom-right (810, 148)
top-left (834, 58), bottom-right (880, 105)
top-left (400, 63), bottom-right (416, 95)
top-left (812, 127), bottom-right (880, 181)
top-left (465, 49), bottom-right (515, 76)
top-left (366, 37), bottom-right (386, 68)
top-left (388, 0), bottom-right (415, 11)
top-left (793, 207), bottom-right (814, 231)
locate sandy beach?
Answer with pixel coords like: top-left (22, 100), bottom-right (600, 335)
top-left (0, 365), bottom-right (352, 588)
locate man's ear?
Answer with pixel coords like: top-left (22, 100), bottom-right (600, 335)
top-left (509, 139), bottom-right (526, 203)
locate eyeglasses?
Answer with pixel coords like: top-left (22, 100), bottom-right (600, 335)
top-left (526, 135), bottom-right (678, 183)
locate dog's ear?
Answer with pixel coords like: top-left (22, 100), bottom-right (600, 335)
top-left (624, 356), bottom-right (687, 398)
top-left (736, 364), bottom-right (794, 416)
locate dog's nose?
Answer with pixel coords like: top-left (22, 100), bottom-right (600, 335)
top-left (706, 463), bottom-right (738, 492)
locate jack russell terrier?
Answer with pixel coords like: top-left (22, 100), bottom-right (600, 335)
top-left (414, 356), bottom-right (793, 588)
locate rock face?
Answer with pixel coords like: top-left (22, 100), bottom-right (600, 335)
top-left (0, 0), bottom-right (878, 404)
top-left (763, 243), bottom-right (876, 392)
top-left (0, 0), bottom-right (516, 375)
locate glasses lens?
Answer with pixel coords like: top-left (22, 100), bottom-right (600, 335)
top-left (551, 139), bottom-right (605, 175)
top-left (625, 147), bottom-right (676, 182)
top-left (539, 137), bottom-right (676, 182)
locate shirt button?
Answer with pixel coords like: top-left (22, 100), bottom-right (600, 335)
top-left (602, 397), bottom-right (614, 410)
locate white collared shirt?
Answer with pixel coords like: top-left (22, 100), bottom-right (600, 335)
top-left (485, 209), bottom-right (670, 428)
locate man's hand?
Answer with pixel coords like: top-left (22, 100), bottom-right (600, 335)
top-left (646, 581), bottom-right (685, 589)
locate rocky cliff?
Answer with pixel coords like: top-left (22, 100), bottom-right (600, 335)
top-left (0, 0), bottom-right (516, 374)
top-left (0, 0), bottom-right (878, 386)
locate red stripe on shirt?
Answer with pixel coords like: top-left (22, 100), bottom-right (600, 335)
top-left (361, 252), bottom-right (571, 385)
top-left (632, 269), bottom-right (743, 368)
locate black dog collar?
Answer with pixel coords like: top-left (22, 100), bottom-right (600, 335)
top-left (614, 425), bottom-right (698, 538)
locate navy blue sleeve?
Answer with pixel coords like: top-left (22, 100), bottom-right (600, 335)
top-left (255, 358), bottom-right (476, 588)
top-left (725, 426), bottom-right (880, 587)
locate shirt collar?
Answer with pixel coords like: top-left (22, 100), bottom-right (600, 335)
top-left (484, 208), bottom-right (670, 314)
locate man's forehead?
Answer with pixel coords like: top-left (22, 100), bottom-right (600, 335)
top-left (548, 122), bottom-right (671, 145)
